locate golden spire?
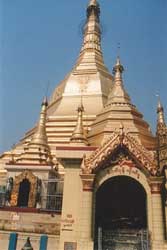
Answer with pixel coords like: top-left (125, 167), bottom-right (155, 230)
top-left (73, 0), bottom-right (109, 74)
top-left (16, 97), bottom-right (53, 165)
top-left (88, 0), bottom-right (98, 6)
top-left (156, 98), bottom-right (167, 171)
top-left (31, 97), bottom-right (48, 145)
top-left (113, 56), bottom-right (124, 83)
top-left (157, 98), bottom-right (166, 126)
top-left (70, 103), bottom-right (88, 145)
top-left (106, 56), bottom-right (131, 105)
top-left (81, 0), bottom-right (101, 52)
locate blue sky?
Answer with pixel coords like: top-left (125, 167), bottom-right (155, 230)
top-left (1, 0), bottom-right (167, 153)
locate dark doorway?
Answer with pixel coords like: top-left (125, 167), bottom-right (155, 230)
top-left (17, 179), bottom-right (30, 207)
top-left (94, 176), bottom-right (148, 250)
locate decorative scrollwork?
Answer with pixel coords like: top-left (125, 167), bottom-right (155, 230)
top-left (81, 130), bottom-right (157, 176)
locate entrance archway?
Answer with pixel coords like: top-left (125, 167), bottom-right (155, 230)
top-left (17, 179), bottom-right (30, 207)
top-left (94, 176), bottom-right (148, 250)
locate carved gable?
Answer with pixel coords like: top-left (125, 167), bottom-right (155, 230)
top-left (81, 130), bottom-right (157, 176)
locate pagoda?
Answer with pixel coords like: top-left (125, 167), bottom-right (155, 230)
top-left (0, 1), bottom-right (167, 250)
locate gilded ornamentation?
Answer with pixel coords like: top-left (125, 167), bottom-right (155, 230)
top-left (10, 170), bottom-right (38, 207)
top-left (81, 130), bottom-right (157, 175)
top-left (156, 99), bottom-right (167, 171)
top-left (157, 124), bottom-right (167, 171)
top-left (15, 98), bottom-right (53, 165)
top-left (70, 103), bottom-right (88, 145)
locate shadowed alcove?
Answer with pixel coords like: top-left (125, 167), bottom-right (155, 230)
top-left (17, 179), bottom-right (31, 207)
top-left (94, 176), bottom-right (147, 250)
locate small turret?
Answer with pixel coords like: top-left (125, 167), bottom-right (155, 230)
top-left (88, 0), bottom-right (98, 7)
top-left (16, 97), bottom-right (53, 165)
top-left (157, 98), bottom-right (166, 128)
top-left (73, 0), bottom-right (110, 75)
top-left (31, 96), bottom-right (48, 146)
top-left (106, 56), bottom-right (131, 105)
top-left (70, 103), bottom-right (88, 145)
top-left (89, 55), bottom-right (156, 148)
top-left (81, 0), bottom-right (101, 52)
top-left (156, 98), bottom-right (167, 171)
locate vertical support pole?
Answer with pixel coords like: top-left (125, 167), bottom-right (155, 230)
top-left (8, 233), bottom-right (18, 250)
top-left (39, 235), bottom-right (48, 250)
top-left (97, 227), bottom-right (102, 250)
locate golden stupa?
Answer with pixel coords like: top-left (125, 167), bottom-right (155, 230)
top-left (0, 1), bottom-right (167, 250)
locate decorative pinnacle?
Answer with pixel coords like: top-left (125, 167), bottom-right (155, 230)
top-left (31, 97), bottom-right (48, 145)
top-left (112, 56), bottom-right (124, 86)
top-left (80, 0), bottom-right (101, 52)
top-left (70, 103), bottom-right (88, 145)
top-left (16, 96), bottom-right (53, 165)
top-left (42, 96), bottom-right (48, 106)
top-left (113, 56), bottom-right (124, 75)
top-left (106, 56), bottom-right (130, 105)
top-left (88, 0), bottom-right (98, 7)
top-left (87, 0), bottom-right (100, 19)
top-left (73, 0), bottom-right (109, 74)
top-left (157, 97), bottom-right (166, 125)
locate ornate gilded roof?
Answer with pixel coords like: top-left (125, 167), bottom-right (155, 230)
top-left (0, 1), bottom-right (160, 166)
top-left (88, 57), bottom-right (156, 149)
top-left (13, 98), bottom-right (53, 165)
top-left (156, 99), bottom-right (167, 171)
top-left (47, 0), bottom-right (113, 117)
top-left (82, 127), bottom-right (157, 175)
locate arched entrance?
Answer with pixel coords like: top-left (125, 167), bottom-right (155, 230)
top-left (17, 179), bottom-right (30, 207)
top-left (10, 170), bottom-right (38, 207)
top-left (94, 176), bottom-right (149, 250)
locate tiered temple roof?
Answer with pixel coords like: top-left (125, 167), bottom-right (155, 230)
top-left (0, 0), bottom-right (163, 165)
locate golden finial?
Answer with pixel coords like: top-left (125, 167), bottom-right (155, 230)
top-left (112, 56), bottom-right (125, 88)
top-left (88, 0), bottom-right (98, 7)
top-left (73, 0), bottom-right (108, 74)
top-left (16, 97), bottom-right (52, 165)
top-left (106, 56), bottom-right (130, 105)
top-left (31, 97), bottom-right (48, 145)
top-left (79, 0), bottom-right (101, 53)
top-left (157, 95), bottom-right (166, 125)
top-left (70, 103), bottom-right (88, 145)
top-left (113, 56), bottom-right (124, 76)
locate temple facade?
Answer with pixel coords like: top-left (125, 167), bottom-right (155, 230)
top-left (0, 1), bottom-right (167, 250)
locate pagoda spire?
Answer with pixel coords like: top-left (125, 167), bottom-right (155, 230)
top-left (113, 56), bottom-right (124, 84)
top-left (156, 98), bottom-right (167, 171)
top-left (157, 98), bottom-right (166, 127)
top-left (88, 0), bottom-right (98, 6)
top-left (31, 96), bottom-right (48, 145)
top-left (70, 102), bottom-right (88, 145)
top-left (81, 0), bottom-right (101, 52)
top-left (73, 0), bottom-right (109, 74)
top-left (16, 97), bottom-right (53, 165)
top-left (106, 56), bottom-right (131, 105)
